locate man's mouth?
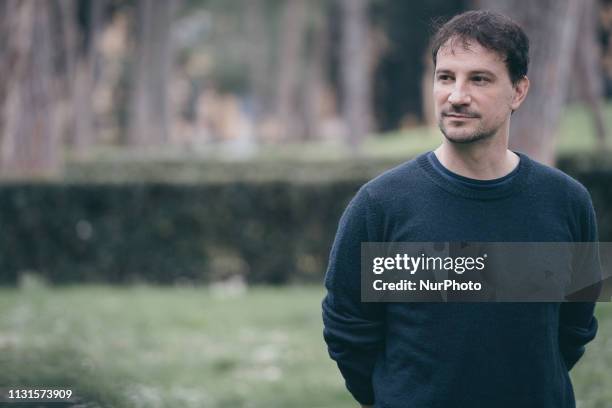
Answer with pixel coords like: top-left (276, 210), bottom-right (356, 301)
top-left (444, 113), bottom-right (478, 119)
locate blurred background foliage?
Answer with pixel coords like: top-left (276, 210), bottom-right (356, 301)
top-left (2, 0), bottom-right (612, 174)
top-left (1, 1), bottom-right (612, 407)
top-left (0, 0), bottom-right (611, 285)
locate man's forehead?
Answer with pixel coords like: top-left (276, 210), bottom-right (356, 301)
top-left (436, 37), bottom-right (505, 66)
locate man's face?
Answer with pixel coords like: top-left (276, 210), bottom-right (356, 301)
top-left (433, 38), bottom-right (527, 144)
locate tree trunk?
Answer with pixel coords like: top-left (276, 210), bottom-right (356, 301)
top-left (128, 0), bottom-right (176, 146)
top-left (274, 0), bottom-right (307, 142)
top-left (340, 0), bottom-right (372, 150)
top-left (59, 0), bottom-right (106, 154)
top-left (302, 8), bottom-right (329, 142)
top-left (0, 1), bottom-right (10, 139)
top-left (477, 0), bottom-right (581, 165)
top-left (0, 0), bottom-right (62, 178)
top-left (573, 0), bottom-right (608, 150)
top-left (74, 0), bottom-right (105, 152)
top-left (245, 0), bottom-right (268, 130)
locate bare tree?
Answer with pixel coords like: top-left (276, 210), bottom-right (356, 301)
top-left (302, 6), bottom-right (330, 141)
top-left (572, 0), bottom-right (608, 150)
top-left (477, 0), bottom-right (581, 165)
top-left (245, 0), bottom-right (269, 131)
top-left (274, 0), bottom-right (308, 141)
top-left (339, 0), bottom-right (372, 150)
top-left (0, 0), bottom-right (62, 178)
top-left (128, 0), bottom-right (177, 146)
top-left (58, 0), bottom-right (106, 154)
top-left (74, 0), bottom-right (105, 152)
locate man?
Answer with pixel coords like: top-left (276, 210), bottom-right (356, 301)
top-left (322, 10), bottom-right (599, 408)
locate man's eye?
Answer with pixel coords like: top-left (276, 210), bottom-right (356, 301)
top-left (472, 76), bottom-right (489, 83)
top-left (437, 75), bottom-right (453, 81)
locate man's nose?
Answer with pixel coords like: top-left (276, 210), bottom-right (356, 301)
top-left (448, 84), bottom-right (471, 105)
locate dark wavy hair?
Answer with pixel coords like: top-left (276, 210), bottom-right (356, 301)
top-left (431, 10), bottom-right (530, 85)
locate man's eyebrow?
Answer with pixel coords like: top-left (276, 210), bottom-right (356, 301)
top-left (470, 70), bottom-right (496, 77)
top-left (434, 69), bottom-right (497, 77)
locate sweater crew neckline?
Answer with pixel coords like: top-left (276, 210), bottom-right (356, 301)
top-left (416, 150), bottom-right (532, 200)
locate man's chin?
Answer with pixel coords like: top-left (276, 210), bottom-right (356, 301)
top-left (440, 127), bottom-right (494, 144)
top-left (442, 131), bottom-right (480, 144)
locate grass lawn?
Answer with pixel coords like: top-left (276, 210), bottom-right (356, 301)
top-left (0, 283), bottom-right (611, 407)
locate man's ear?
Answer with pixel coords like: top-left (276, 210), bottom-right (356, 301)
top-left (510, 76), bottom-right (529, 111)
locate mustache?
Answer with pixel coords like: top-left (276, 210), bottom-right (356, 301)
top-left (442, 109), bottom-right (481, 118)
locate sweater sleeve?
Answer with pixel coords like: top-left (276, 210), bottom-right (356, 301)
top-left (558, 191), bottom-right (600, 371)
top-left (322, 187), bottom-right (385, 405)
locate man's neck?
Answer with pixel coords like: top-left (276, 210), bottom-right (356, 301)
top-left (434, 141), bottom-right (519, 181)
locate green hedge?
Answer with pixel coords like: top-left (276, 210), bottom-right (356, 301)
top-left (0, 181), bottom-right (358, 285)
top-left (1, 156), bottom-right (611, 285)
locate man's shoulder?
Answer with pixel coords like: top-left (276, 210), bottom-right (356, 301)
top-left (360, 153), bottom-right (428, 202)
top-left (524, 154), bottom-right (594, 218)
top-left (526, 154), bottom-right (591, 201)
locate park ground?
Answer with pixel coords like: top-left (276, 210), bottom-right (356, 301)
top-left (1, 282), bottom-right (611, 408)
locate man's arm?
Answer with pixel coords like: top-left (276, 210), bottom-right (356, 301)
top-left (322, 188), bottom-right (385, 406)
top-left (558, 302), bottom-right (598, 370)
top-left (559, 190), bottom-right (600, 370)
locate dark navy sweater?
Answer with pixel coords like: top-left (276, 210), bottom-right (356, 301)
top-left (322, 151), bottom-right (599, 408)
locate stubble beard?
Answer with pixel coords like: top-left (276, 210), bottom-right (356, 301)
top-left (438, 117), bottom-right (497, 145)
